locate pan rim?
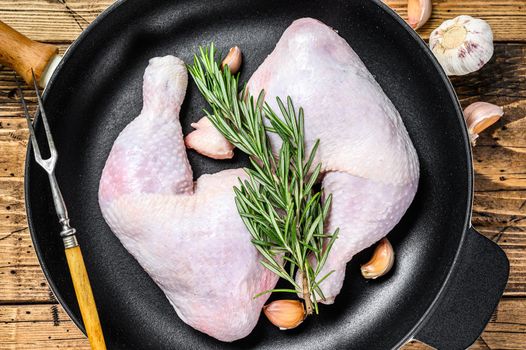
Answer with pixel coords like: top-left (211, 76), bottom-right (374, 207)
top-left (23, 0), bottom-right (474, 348)
top-left (367, 1), bottom-right (474, 348)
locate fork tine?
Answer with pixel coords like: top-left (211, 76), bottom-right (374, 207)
top-left (31, 70), bottom-right (57, 158)
top-left (14, 73), bottom-right (43, 161)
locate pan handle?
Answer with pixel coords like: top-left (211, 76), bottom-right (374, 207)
top-left (413, 227), bottom-right (509, 350)
top-left (0, 20), bottom-right (58, 86)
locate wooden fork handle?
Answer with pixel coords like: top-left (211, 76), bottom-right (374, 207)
top-left (0, 20), bottom-right (58, 86)
top-left (65, 245), bottom-right (107, 350)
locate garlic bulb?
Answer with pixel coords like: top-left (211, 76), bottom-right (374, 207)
top-left (463, 102), bottom-right (504, 145)
top-left (429, 16), bottom-right (494, 76)
top-left (263, 300), bottom-right (305, 330)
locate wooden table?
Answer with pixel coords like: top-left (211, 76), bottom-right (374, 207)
top-left (0, 1), bottom-right (524, 349)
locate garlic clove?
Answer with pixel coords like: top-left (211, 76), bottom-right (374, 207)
top-left (463, 102), bottom-right (504, 145)
top-left (263, 300), bottom-right (305, 330)
top-left (361, 238), bottom-right (395, 279)
top-left (184, 116), bottom-right (235, 159)
top-left (407, 0), bottom-right (432, 30)
top-left (221, 46), bottom-right (242, 75)
top-left (429, 15), bottom-right (494, 76)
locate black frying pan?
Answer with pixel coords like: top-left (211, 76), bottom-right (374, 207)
top-left (21, 0), bottom-right (509, 348)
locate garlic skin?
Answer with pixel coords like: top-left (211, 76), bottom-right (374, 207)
top-left (263, 300), bottom-right (305, 330)
top-left (429, 16), bottom-right (494, 76)
top-left (407, 0), bottom-right (432, 30)
top-left (463, 102), bottom-right (504, 145)
top-left (221, 46), bottom-right (242, 75)
top-left (361, 238), bottom-right (395, 279)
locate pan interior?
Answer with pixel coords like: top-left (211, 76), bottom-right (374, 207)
top-left (26, 0), bottom-right (471, 349)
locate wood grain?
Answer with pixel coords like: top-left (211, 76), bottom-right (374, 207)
top-left (64, 246), bottom-right (106, 350)
top-left (0, 0), bottom-right (113, 42)
top-left (385, 0), bottom-right (526, 41)
top-left (0, 304), bottom-right (90, 350)
top-left (1, 299), bottom-right (524, 349)
top-left (0, 20), bottom-right (58, 86)
top-left (0, 174), bottom-right (52, 303)
top-left (0, 0), bottom-right (524, 43)
top-left (0, 0), bottom-right (525, 349)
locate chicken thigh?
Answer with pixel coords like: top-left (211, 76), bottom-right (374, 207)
top-left (247, 18), bottom-right (419, 303)
top-left (99, 56), bottom-right (278, 342)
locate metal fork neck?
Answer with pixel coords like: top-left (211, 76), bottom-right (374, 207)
top-left (48, 172), bottom-right (78, 249)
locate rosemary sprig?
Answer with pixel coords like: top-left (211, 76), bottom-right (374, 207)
top-left (188, 44), bottom-right (338, 315)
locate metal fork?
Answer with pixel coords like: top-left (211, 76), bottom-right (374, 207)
top-left (15, 72), bottom-right (107, 350)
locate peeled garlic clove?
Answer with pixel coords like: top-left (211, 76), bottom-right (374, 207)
top-left (263, 300), bottom-right (305, 330)
top-left (361, 238), bottom-right (395, 279)
top-left (407, 0), bottom-right (432, 30)
top-left (464, 102), bottom-right (504, 145)
top-left (221, 46), bottom-right (242, 74)
top-left (184, 116), bottom-right (235, 159)
top-left (429, 15), bottom-right (494, 76)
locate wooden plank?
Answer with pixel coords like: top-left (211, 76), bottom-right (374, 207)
top-left (0, 304), bottom-right (90, 350)
top-left (0, 176), bottom-right (52, 303)
top-left (0, 0), bottom-right (524, 43)
top-left (0, 0), bottom-right (113, 42)
top-left (403, 340), bottom-right (436, 349)
top-left (0, 46), bottom-right (67, 119)
top-left (0, 141), bottom-right (25, 178)
top-left (474, 145), bottom-right (526, 177)
top-left (0, 299), bottom-right (523, 349)
top-left (385, 0), bottom-right (526, 42)
top-left (0, 227), bottom-right (52, 304)
top-left (453, 44), bottom-right (526, 101)
top-left (471, 104), bottom-right (526, 184)
top-left (0, 266), bottom-right (51, 304)
top-left (0, 118), bottom-right (28, 142)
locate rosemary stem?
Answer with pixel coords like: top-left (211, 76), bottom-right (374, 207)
top-left (302, 271), bottom-right (313, 315)
top-left (188, 45), bottom-right (338, 316)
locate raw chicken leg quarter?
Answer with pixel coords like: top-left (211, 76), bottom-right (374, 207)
top-left (99, 17), bottom-right (419, 342)
top-left (247, 18), bottom-right (419, 303)
top-left (99, 56), bottom-right (278, 342)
